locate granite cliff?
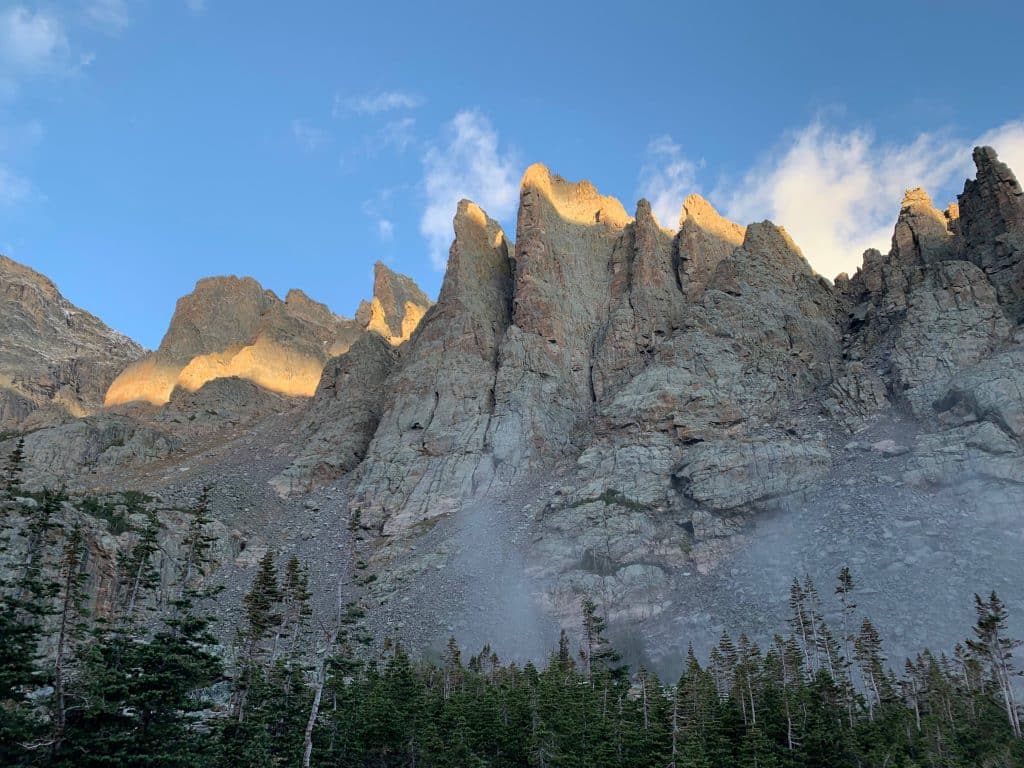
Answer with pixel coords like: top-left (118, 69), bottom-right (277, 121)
top-left (2, 145), bottom-right (1022, 665)
top-left (0, 255), bottom-right (144, 433)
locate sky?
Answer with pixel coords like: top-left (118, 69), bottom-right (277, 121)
top-left (0, 1), bottom-right (1022, 349)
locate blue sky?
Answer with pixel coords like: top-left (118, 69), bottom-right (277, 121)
top-left (1, 1), bottom-right (1022, 348)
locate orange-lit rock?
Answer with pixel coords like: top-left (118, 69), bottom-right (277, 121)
top-left (104, 268), bottom-right (430, 406)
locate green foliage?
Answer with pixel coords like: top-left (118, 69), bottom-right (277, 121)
top-left (1, 473), bottom-right (1022, 768)
top-left (77, 490), bottom-right (152, 536)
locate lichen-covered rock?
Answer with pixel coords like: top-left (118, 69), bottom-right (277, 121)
top-left (928, 346), bottom-right (1024, 439)
top-left (8, 415), bottom-right (175, 489)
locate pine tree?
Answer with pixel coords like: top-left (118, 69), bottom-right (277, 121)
top-left (580, 597), bottom-right (625, 685)
top-left (966, 591), bottom-right (1022, 738)
top-left (272, 554), bottom-right (311, 664)
top-left (119, 509), bottom-right (162, 622)
top-left (0, 492), bottom-right (47, 765)
top-left (1, 437), bottom-right (25, 502)
top-left (60, 491), bottom-right (223, 767)
top-left (854, 617), bottom-right (887, 721)
top-left (233, 549), bottom-right (282, 723)
top-left (50, 523), bottom-right (89, 756)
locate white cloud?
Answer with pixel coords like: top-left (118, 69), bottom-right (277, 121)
top-left (638, 135), bottom-right (700, 229)
top-left (716, 121), bottom-right (965, 279)
top-left (0, 165), bottom-right (31, 205)
top-left (420, 110), bottom-right (520, 269)
top-left (377, 218), bottom-right (394, 241)
top-left (336, 90), bottom-right (423, 117)
top-left (185, 0), bottom-right (206, 12)
top-left (632, 118), bottom-right (1024, 281)
top-left (87, 0), bottom-right (129, 33)
top-left (291, 118), bottom-right (327, 152)
top-left (0, 6), bottom-right (70, 90)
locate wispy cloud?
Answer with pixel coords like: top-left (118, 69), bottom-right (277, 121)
top-left (638, 135), bottom-right (700, 229)
top-left (640, 118), bottom-right (1024, 281)
top-left (335, 90), bottom-right (423, 117)
top-left (291, 118), bottom-right (328, 152)
top-left (381, 117), bottom-right (416, 152)
top-left (718, 121), bottom-right (966, 279)
top-left (0, 165), bottom-right (32, 205)
top-left (86, 0), bottom-right (129, 33)
top-left (362, 189), bottom-right (397, 243)
top-left (420, 110), bottom-right (520, 269)
top-left (185, 0), bottom-right (206, 12)
top-left (0, 6), bottom-right (72, 95)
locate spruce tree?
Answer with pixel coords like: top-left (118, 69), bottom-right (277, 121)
top-left (966, 591), bottom-right (1022, 739)
top-left (1, 437), bottom-right (25, 502)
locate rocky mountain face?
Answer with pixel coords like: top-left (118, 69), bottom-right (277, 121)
top-left (105, 262), bottom-right (429, 407)
top-left (0, 256), bottom-right (144, 433)
top-left (2, 145), bottom-right (1022, 666)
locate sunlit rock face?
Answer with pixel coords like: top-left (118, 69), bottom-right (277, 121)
top-left (104, 267), bottom-right (430, 407)
top-left (0, 254), bottom-right (144, 431)
top-left (356, 262), bottom-right (433, 345)
top-left (484, 163), bottom-right (634, 476)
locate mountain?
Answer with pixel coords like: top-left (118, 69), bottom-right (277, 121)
top-left (105, 262), bottom-right (429, 407)
top-left (1, 146), bottom-right (1022, 667)
top-left (0, 255), bottom-right (144, 433)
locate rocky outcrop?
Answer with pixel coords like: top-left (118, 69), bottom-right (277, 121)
top-left (676, 193), bottom-right (746, 299)
top-left (104, 278), bottom-right (365, 406)
top-left (891, 260), bottom-right (1011, 413)
top-left (0, 255), bottom-right (144, 432)
top-left (6, 142), bottom-right (1024, 654)
top-left (891, 188), bottom-right (958, 267)
top-left (105, 266), bottom-right (430, 407)
top-left (349, 202), bottom-right (513, 531)
top-left (674, 440), bottom-right (832, 510)
top-left (15, 415), bottom-right (176, 489)
top-left (356, 261), bottom-right (433, 345)
top-left (957, 147), bottom-right (1024, 322)
top-left (271, 333), bottom-right (397, 497)
top-left (591, 199), bottom-right (685, 401)
top-left (484, 164), bottom-right (632, 476)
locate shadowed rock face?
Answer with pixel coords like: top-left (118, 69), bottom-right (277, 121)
top-left (0, 255), bottom-right (144, 431)
top-left (957, 146), bottom-right (1024, 322)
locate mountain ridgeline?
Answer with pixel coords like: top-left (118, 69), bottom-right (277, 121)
top-left (0, 146), bottom-right (1022, 674)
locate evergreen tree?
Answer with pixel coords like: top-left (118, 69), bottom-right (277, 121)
top-left (1, 437), bottom-right (25, 501)
top-left (580, 596), bottom-right (626, 685)
top-left (966, 591), bottom-right (1022, 739)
